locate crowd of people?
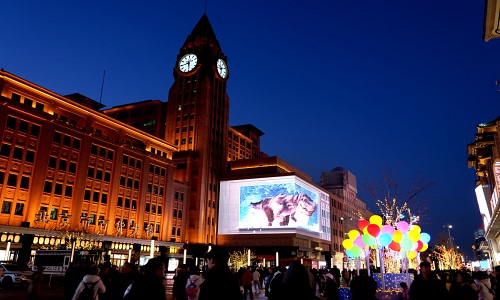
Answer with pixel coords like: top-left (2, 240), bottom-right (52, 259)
top-left (24, 248), bottom-right (500, 300)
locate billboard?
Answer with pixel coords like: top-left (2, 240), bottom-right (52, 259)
top-left (219, 175), bottom-right (330, 241)
top-left (239, 182), bottom-right (319, 231)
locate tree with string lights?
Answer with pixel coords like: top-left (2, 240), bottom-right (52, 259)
top-left (229, 248), bottom-right (256, 270)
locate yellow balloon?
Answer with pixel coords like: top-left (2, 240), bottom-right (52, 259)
top-left (420, 243), bottom-right (428, 252)
top-left (407, 251), bottom-right (417, 259)
top-left (342, 239), bottom-right (353, 250)
top-left (392, 230), bottom-right (403, 243)
top-left (370, 215), bottom-right (383, 226)
top-left (408, 230), bottom-right (421, 243)
top-left (348, 229), bottom-right (361, 240)
top-left (410, 225), bottom-right (421, 233)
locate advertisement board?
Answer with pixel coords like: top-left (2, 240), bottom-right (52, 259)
top-left (219, 175), bottom-right (330, 241)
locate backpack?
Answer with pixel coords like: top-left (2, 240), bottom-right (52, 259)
top-left (186, 277), bottom-right (200, 299)
top-left (78, 279), bottom-right (100, 300)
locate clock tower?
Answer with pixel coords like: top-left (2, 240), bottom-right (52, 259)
top-left (166, 14), bottom-right (229, 246)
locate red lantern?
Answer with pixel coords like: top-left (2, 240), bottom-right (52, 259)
top-left (358, 219), bottom-right (370, 231)
top-left (367, 224), bottom-right (381, 237)
top-left (388, 241), bottom-right (401, 251)
top-left (415, 240), bottom-right (423, 252)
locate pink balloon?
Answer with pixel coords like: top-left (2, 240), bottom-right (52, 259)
top-left (355, 235), bottom-right (366, 248)
top-left (381, 225), bottom-right (395, 235)
top-left (396, 221), bottom-right (409, 234)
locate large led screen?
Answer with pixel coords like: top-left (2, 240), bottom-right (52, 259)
top-left (239, 182), bottom-right (319, 232)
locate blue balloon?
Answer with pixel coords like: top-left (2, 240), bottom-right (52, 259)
top-left (378, 233), bottom-right (392, 247)
top-left (420, 232), bottom-right (431, 244)
top-left (346, 249), bottom-right (354, 258)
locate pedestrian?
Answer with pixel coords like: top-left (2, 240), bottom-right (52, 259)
top-left (72, 264), bottom-right (106, 300)
top-left (252, 268), bottom-right (261, 294)
top-left (123, 257), bottom-right (166, 300)
top-left (449, 271), bottom-right (476, 300)
top-left (494, 266), bottom-right (500, 297)
top-left (264, 268), bottom-right (274, 297)
top-left (114, 262), bottom-right (138, 300)
top-left (280, 261), bottom-right (318, 300)
top-left (472, 271), bottom-right (494, 300)
top-left (185, 266), bottom-right (203, 300)
top-left (173, 264), bottom-right (190, 300)
top-left (409, 261), bottom-right (448, 300)
top-left (27, 265), bottom-right (44, 300)
top-left (197, 247), bottom-right (240, 300)
top-left (399, 282), bottom-right (410, 300)
top-left (331, 265), bottom-right (341, 287)
top-left (242, 267), bottom-right (254, 300)
top-left (322, 273), bottom-right (339, 300)
top-left (267, 266), bottom-right (284, 300)
top-left (349, 269), bottom-right (377, 300)
top-left (340, 269), bottom-right (350, 287)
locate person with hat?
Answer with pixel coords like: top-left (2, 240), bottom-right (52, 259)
top-left (322, 273), bottom-right (339, 300)
top-left (198, 247), bottom-right (241, 300)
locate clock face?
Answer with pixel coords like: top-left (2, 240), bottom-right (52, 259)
top-left (216, 58), bottom-right (227, 79)
top-left (179, 53), bottom-right (198, 73)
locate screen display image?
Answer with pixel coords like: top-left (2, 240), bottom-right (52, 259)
top-left (239, 182), bottom-right (319, 232)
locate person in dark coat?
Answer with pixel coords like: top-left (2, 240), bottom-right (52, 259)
top-left (173, 264), bottom-right (190, 300)
top-left (322, 273), bottom-right (339, 300)
top-left (349, 269), bottom-right (377, 300)
top-left (268, 267), bottom-right (284, 300)
top-left (495, 266), bottom-right (500, 297)
top-left (198, 247), bottom-right (241, 300)
top-left (123, 257), bottom-right (166, 300)
top-left (280, 261), bottom-right (318, 300)
top-left (115, 262), bottom-right (138, 300)
top-left (449, 270), bottom-right (477, 300)
top-left (409, 261), bottom-right (449, 300)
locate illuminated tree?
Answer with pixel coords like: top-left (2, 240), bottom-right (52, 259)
top-left (229, 248), bottom-right (256, 270)
top-left (432, 245), bottom-right (464, 270)
top-left (362, 168), bottom-right (435, 273)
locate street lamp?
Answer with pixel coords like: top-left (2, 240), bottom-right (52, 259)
top-left (444, 223), bottom-right (454, 248)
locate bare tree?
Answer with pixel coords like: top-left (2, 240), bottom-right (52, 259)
top-left (363, 167), bottom-right (435, 226)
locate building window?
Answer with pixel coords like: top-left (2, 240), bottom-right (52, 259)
top-left (173, 209), bottom-right (177, 218)
top-left (14, 203), bottom-right (24, 216)
top-left (1, 201), bottom-right (12, 214)
top-left (132, 200), bottom-right (137, 210)
top-left (0, 144), bottom-right (11, 157)
top-left (124, 199), bottom-right (130, 208)
top-left (54, 183), bottom-right (63, 195)
top-left (73, 139), bottom-right (81, 149)
top-left (101, 194), bottom-right (107, 204)
top-left (155, 224), bottom-right (160, 233)
top-left (84, 189), bottom-right (91, 201)
top-left (158, 206), bottom-right (162, 215)
top-left (59, 159), bottom-right (67, 171)
top-left (44, 181), bottom-right (52, 193)
top-left (24, 98), bottom-right (33, 107)
top-left (7, 174), bottom-right (17, 187)
top-left (6, 116), bottom-right (16, 129)
top-left (181, 138), bottom-right (186, 145)
top-left (20, 176), bottom-right (30, 189)
top-left (69, 162), bottom-right (77, 173)
top-left (48, 157), bottom-right (57, 168)
top-left (31, 124), bottom-right (40, 137)
top-left (11, 93), bottom-right (21, 102)
top-left (50, 208), bottom-right (58, 220)
top-left (19, 120), bottom-right (28, 133)
top-left (26, 150), bottom-right (35, 163)
top-left (117, 197), bottom-right (123, 207)
top-left (65, 185), bottom-right (73, 197)
top-left (13, 147), bottom-right (23, 160)
top-left (145, 203), bottom-right (150, 212)
top-left (93, 192), bottom-right (99, 202)
top-left (63, 135), bottom-right (71, 147)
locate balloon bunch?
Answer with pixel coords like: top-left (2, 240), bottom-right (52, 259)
top-left (342, 215), bottom-right (431, 259)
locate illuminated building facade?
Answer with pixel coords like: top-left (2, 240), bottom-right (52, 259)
top-left (468, 117), bottom-right (500, 266)
top-left (0, 70), bottom-right (187, 266)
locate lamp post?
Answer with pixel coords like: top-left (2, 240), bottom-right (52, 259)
top-left (445, 224), bottom-right (453, 248)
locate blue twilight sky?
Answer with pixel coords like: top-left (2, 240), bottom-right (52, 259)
top-left (2, 1), bottom-right (500, 258)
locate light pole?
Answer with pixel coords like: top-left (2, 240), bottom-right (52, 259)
top-left (445, 224), bottom-right (453, 248)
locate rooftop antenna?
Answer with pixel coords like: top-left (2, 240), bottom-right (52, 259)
top-left (99, 70), bottom-right (106, 105)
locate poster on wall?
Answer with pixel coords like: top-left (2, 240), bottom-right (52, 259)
top-left (239, 182), bottom-right (319, 232)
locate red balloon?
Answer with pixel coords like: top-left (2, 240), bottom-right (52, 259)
top-left (358, 219), bottom-right (370, 231)
top-left (416, 240), bottom-right (423, 252)
top-left (388, 241), bottom-right (401, 251)
top-left (367, 224), bottom-right (381, 237)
